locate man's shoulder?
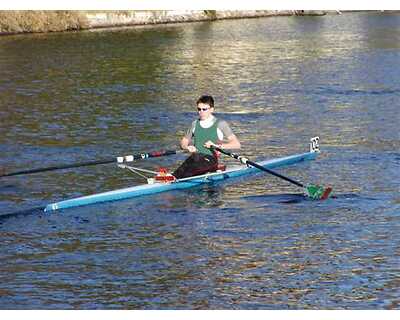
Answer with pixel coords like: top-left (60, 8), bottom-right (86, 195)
top-left (216, 118), bottom-right (230, 128)
top-left (190, 119), bottom-right (198, 131)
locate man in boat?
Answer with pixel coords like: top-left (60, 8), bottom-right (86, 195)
top-left (173, 95), bottom-right (241, 179)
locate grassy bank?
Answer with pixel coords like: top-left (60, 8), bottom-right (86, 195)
top-left (0, 10), bottom-right (331, 35)
top-left (0, 11), bottom-right (89, 34)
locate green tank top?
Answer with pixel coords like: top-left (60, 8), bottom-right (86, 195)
top-left (193, 119), bottom-right (219, 156)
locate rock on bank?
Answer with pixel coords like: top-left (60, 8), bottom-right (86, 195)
top-left (0, 10), bottom-right (328, 35)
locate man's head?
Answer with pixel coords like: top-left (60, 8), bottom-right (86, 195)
top-left (197, 95), bottom-right (214, 108)
top-left (196, 95), bottom-right (214, 120)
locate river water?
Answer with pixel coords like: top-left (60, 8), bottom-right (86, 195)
top-left (0, 12), bottom-right (399, 309)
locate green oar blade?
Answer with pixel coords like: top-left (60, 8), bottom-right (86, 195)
top-left (304, 185), bottom-right (333, 200)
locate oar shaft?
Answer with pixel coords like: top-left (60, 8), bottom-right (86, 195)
top-left (211, 145), bottom-right (332, 201)
top-left (245, 159), bottom-right (304, 187)
top-left (212, 146), bottom-right (305, 188)
top-left (1, 158), bottom-right (115, 177)
top-left (1, 149), bottom-right (179, 178)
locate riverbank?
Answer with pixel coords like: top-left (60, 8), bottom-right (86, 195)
top-left (0, 10), bottom-right (330, 35)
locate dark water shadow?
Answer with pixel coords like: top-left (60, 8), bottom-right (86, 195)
top-left (0, 206), bottom-right (45, 222)
top-left (331, 193), bottom-right (379, 201)
top-left (241, 192), bottom-right (375, 204)
top-left (0, 183), bottom-right (19, 191)
top-left (242, 193), bottom-right (307, 204)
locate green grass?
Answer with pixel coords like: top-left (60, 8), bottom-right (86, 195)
top-left (0, 11), bottom-right (89, 34)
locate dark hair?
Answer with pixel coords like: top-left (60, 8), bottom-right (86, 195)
top-left (196, 95), bottom-right (214, 108)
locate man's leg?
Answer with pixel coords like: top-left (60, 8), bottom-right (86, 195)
top-left (172, 153), bottom-right (218, 179)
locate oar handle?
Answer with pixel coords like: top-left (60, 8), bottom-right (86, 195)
top-left (1, 149), bottom-right (179, 178)
top-left (211, 146), bottom-right (305, 188)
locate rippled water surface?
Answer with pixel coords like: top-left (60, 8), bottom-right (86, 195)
top-left (0, 12), bottom-right (399, 309)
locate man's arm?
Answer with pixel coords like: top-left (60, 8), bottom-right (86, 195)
top-left (220, 133), bottom-right (241, 150)
top-left (204, 119), bottom-right (241, 150)
top-left (204, 134), bottom-right (240, 150)
top-left (180, 136), bottom-right (197, 153)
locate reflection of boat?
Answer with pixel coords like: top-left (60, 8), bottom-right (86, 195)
top-left (44, 143), bottom-right (319, 212)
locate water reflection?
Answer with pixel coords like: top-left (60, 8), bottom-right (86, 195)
top-left (0, 12), bottom-right (399, 309)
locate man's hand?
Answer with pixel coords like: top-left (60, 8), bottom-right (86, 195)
top-left (204, 141), bottom-right (218, 149)
top-left (187, 145), bottom-right (197, 153)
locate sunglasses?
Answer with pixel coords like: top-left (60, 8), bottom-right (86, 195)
top-left (197, 107), bottom-right (210, 112)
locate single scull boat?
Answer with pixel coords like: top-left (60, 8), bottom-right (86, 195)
top-left (44, 139), bottom-right (321, 212)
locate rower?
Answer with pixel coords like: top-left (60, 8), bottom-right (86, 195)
top-left (172, 95), bottom-right (241, 179)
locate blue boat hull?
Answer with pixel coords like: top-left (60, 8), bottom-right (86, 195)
top-left (44, 151), bottom-right (317, 212)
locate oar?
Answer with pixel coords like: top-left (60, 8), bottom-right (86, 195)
top-left (0, 149), bottom-right (180, 178)
top-left (211, 146), bottom-right (332, 200)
